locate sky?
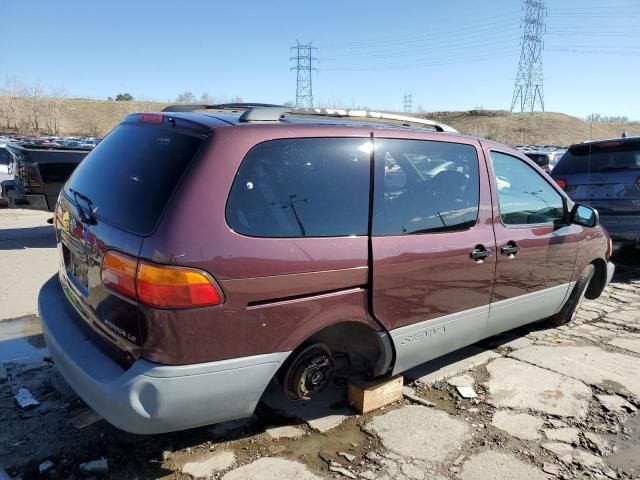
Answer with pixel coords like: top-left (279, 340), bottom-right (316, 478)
top-left (2, 0), bottom-right (639, 119)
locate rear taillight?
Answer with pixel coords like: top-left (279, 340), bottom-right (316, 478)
top-left (554, 178), bottom-right (567, 189)
top-left (101, 250), bottom-right (222, 309)
top-left (17, 162), bottom-right (42, 187)
top-left (102, 251), bottom-right (137, 299)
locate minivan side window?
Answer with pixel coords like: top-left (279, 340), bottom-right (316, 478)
top-left (490, 151), bottom-right (565, 226)
top-left (226, 138), bottom-right (371, 238)
top-left (373, 139), bottom-right (480, 236)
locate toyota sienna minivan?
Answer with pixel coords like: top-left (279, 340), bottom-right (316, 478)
top-left (39, 104), bottom-right (614, 434)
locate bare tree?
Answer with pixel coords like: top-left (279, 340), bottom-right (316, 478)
top-left (1, 75), bottom-right (22, 131)
top-left (44, 87), bottom-right (66, 135)
top-left (176, 91), bottom-right (197, 103)
top-left (199, 92), bottom-right (215, 104)
top-left (23, 81), bottom-right (45, 133)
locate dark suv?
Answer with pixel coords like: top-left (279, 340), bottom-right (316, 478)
top-left (39, 105), bottom-right (614, 434)
top-left (552, 136), bottom-right (640, 246)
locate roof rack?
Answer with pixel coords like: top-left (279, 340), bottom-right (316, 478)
top-left (162, 103), bottom-right (286, 113)
top-left (291, 108), bottom-right (458, 133)
top-left (161, 104), bottom-right (457, 132)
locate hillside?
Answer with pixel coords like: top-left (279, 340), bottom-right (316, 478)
top-left (0, 96), bottom-right (637, 146)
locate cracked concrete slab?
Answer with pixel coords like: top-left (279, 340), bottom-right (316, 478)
top-left (608, 337), bottom-right (640, 355)
top-left (491, 411), bottom-right (543, 441)
top-left (222, 458), bottom-right (321, 480)
top-left (510, 345), bottom-right (640, 399)
top-left (265, 425), bottom-right (306, 440)
top-left (542, 442), bottom-right (574, 464)
top-left (543, 427), bottom-right (580, 444)
top-left (364, 405), bottom-right (471, 462)
top-left (459, 451), bottom-right (548, 480)
top-left (485, 357), bottom-right (591, 418)
top-left (181, 451), bottom-right (235, 478)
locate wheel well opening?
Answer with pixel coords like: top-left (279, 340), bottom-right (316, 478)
top-left (280, 322), bottom-right (390, 382)
top-left (585, 258), bottom-right (607, 300)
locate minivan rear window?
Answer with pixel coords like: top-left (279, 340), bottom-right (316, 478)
top-left (553, 141), bottom-right (640, 175)
top-left (65, 124), bottom-right (204, 236)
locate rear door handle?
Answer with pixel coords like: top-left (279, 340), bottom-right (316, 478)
top-left (501, 243), bottom-right (521, 256)
top-left (470, 246), bottom-right (492, 261)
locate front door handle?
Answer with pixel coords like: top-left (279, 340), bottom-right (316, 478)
top-left (470, 246), bottom-right (492, 262)
top-left (501, 242), bottom-right (521, 256)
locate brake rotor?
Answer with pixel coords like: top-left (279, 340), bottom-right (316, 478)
top-left (283, 344), bottom-right (335, 400)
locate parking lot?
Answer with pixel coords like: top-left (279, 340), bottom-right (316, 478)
top-left (0, 208), bottom-right (639, 480)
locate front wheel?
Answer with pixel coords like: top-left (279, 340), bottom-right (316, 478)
top-left (547, 264), bottom-right (595, 327)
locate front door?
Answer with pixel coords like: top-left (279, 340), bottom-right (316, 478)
top-left (370, 134), bottom-right (496, 374)
top-left (484, 147), bottom-right (578, 335)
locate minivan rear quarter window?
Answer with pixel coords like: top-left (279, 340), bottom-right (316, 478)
top-left (65, 124), bottom-right (204, 236)
top-left (226, 138), bottom-right (371, 238)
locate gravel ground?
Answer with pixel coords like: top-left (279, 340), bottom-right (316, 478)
top-left (1, 208), bottom-right (639, 480)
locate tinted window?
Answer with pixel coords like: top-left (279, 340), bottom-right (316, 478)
top-left (553, 141), bottom-right (640, 175)
top-left (226, 138), bottom-right (371, 237)
top-left (373, 139), bottom-right (480, 235)
top-left (66, 124), bottom-right (204, 236)
top-left (490, 151), bottom-right (565, 225)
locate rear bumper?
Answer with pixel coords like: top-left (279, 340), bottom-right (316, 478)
top-left (39, 275), bottom-right (290, 434)
top-left (599, 215), bottom-right (640, 245)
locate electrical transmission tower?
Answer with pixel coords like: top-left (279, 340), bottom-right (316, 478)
top-left (290, 41), bottom-right (318, 108)
top-left (510, 0), bottom-right (546, 113)
top-left (403, 93), bottom-right (413, 113)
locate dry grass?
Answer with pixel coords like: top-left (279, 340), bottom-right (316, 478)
top-left (0, 97), bottom-right (637, 146)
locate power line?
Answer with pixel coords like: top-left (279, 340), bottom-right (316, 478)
top-left (511, 0), bottom-right (546, 113)
top-left (290, 41), bottom-right (318, 108)
top-left (403, 93), bottom-right (413, 113)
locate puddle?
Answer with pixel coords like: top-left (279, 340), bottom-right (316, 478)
top-left (0, 315), bottom-right (47, 362)
top-left (606, 413), bottom-right (640, 476)
top-left (279, 420), bottom-right (368, 470)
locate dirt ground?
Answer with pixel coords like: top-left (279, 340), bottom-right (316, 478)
top-left (0, 209), bottom-right (639, 480)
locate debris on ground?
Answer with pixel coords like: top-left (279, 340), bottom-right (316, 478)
top-left (70, 409), bottom-right (102, 429)
top-left (329, 465), bottom-right (357, 478)
top-left (38, 460), bottom-right (54, 474)
top-left (14, 387), bottom-right (39, 409)
top-left (79, 458), bottom-right (109, 475)
top-left (338, 451), bottom-right (355, 462)
top-left (455, 385), bottom-right (477, 399)
top-left (402, 386), bottom-right (435, 407)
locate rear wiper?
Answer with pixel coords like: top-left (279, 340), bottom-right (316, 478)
top-left (598, 165), bottom-right (640, 172)
top-left (68, 188), bottom-right (97, 225)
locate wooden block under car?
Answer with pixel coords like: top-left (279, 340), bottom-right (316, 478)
top-left (347, 375), bottom-right (403, 414)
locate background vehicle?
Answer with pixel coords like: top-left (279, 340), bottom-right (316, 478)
top-left (0, 142), bottom-right (90, 211)
top-left (552, 136), bottom-right (640, 246)
top-left (39, 105), bottom-right (613, 434)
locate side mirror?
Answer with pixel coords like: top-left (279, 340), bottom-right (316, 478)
top-left (571, 204), bottom-right (599, 228)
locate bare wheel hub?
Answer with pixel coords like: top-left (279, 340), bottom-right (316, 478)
top-left (283, 344), bottom-right (335, 400)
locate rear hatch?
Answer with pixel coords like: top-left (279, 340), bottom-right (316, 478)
top-left (552, 140), bottom-right (640, 215)
top-left (55, 114), bottom-right (209, 365)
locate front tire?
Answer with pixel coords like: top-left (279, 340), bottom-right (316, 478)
top-left (547, 264), bottom-right (595, 327)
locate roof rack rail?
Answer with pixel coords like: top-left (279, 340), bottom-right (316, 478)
top-left (161, 103), bottom-right (457, 132)
top-left (161, 103), bottom-right (285, 113)
top-left (290, 108), bottom-right (458, 133)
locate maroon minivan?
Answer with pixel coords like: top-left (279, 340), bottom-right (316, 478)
top-left (38, 105), bottom-right (614, 434)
